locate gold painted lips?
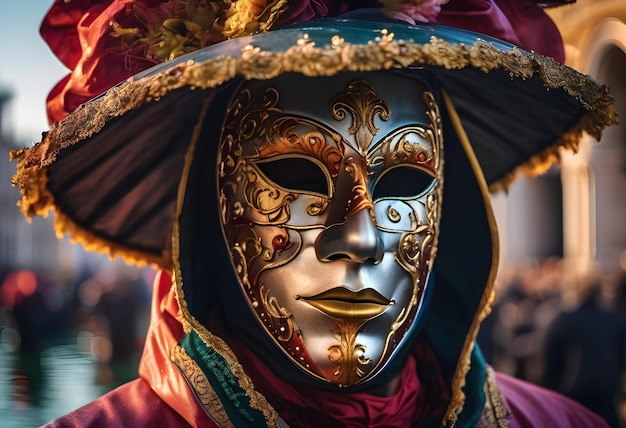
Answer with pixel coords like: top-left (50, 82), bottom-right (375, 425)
top-left (299, 287), bottom-right (393, 320)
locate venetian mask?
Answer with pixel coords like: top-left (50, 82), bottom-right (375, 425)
top-left (217, 72), bottom-right (443, 387)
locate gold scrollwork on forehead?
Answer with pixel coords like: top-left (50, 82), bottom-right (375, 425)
top-left (369, 91), bottom-right (442, 176)
top-left (373, 128), bottom-right (435, 176)
top-left (331, 80), bottom-right (391, 154)
top-left (257, 117), bottom-right (344, 178)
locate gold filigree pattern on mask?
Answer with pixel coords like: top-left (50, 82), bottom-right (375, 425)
top-left (344, 156), bottom-right (374, 218)
top-left (218, 81), bottom-right (445, 387)
top-left (390, 187), bottom-right (441, 336)
top-left (258, 117), bottom-right (344, 178)
top-left (223, 87), bottom-right (348, 222)
top-left (218, 135), bottom-right (242, 180)
top-left (227, 223), bottom-right (301, 346)
top-left (373, 128), bottom-right (435, 176)
top-left (306, 199), bottom-right (330, 217)
top-left (331, 80), bottom-right (391, 154)
top-left (218, 83), bottom-right (324, 376)
top-left (328, 319), bottom-right (372, 386)
top-left (384, 92), bottom-right (444, 340)
top-left (423, 91), bottom-right (443, 171)
top-left (260, 284), bottom-right (295, 342)
top-left (230, 229), bottom-right (263, 291)
top-left (241, 161), bottom-right (297, 224)
top-left (424, 193), bottom-right (439, 259)
top-left (369, 92), bottom-right (442, 177)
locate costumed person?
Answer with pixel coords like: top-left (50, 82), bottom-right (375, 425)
top-left (543, 277), bottom-right (626, 427)
top-left (11, 0), bottom-right (618, 426)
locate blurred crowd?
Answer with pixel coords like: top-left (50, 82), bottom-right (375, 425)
top-left (0, 261), bottom-right (152, 407)
top-left (479, 259), bottom-right (626, 427)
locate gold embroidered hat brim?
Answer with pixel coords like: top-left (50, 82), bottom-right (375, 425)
top-left (11, 18), bottom-right (617, 269)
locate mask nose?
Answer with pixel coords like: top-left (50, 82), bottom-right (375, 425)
top-left (315, 208), bottom-right (384, 264)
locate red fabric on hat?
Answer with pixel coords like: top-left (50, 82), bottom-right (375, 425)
top-left (493, 0), bottom-right (565, 62)
top-left (437, 0), bottom-right (522, 46)
top-left (40, 0), bottom-right (99, 70)
top-left (39, 0), bottom-right (357, 125)
top-left (437, 0), bottom-right (564, 62)
top-left (274, 0), bottom-right (353, 27)
top-left (41, 0), bottom-right (161, 124)
top-left (39, 0), bottom-right (566, 125)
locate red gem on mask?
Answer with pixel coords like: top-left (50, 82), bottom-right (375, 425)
top-left (272, 235), bottom-right (288, 251)
top-left (413, 150), bottom-right (427, 163)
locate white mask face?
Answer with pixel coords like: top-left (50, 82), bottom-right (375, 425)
top-left (217, 73), bottom-right (443, 387)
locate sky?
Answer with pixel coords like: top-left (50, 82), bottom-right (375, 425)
top-left (0, 2), bottom-right (68, 146)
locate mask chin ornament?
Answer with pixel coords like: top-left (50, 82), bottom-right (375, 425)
top-left (217, 72), bottom-right (443, 388)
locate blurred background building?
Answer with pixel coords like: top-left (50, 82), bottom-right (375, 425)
top-left (494, 0), bottom-right (626, 281)
top-left (0, 89), bottom-right (60, 274)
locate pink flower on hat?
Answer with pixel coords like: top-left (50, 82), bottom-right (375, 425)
top-left (381, 0), bottom-right (449, 24)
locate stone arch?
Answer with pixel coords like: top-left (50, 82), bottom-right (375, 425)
top-left (584, 20), bottom-right (626, 271)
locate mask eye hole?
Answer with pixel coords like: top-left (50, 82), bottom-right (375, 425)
top-left (255, 157), bottom-right (330, 196)
top-left (373, 166), bottom-right (435, 200)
